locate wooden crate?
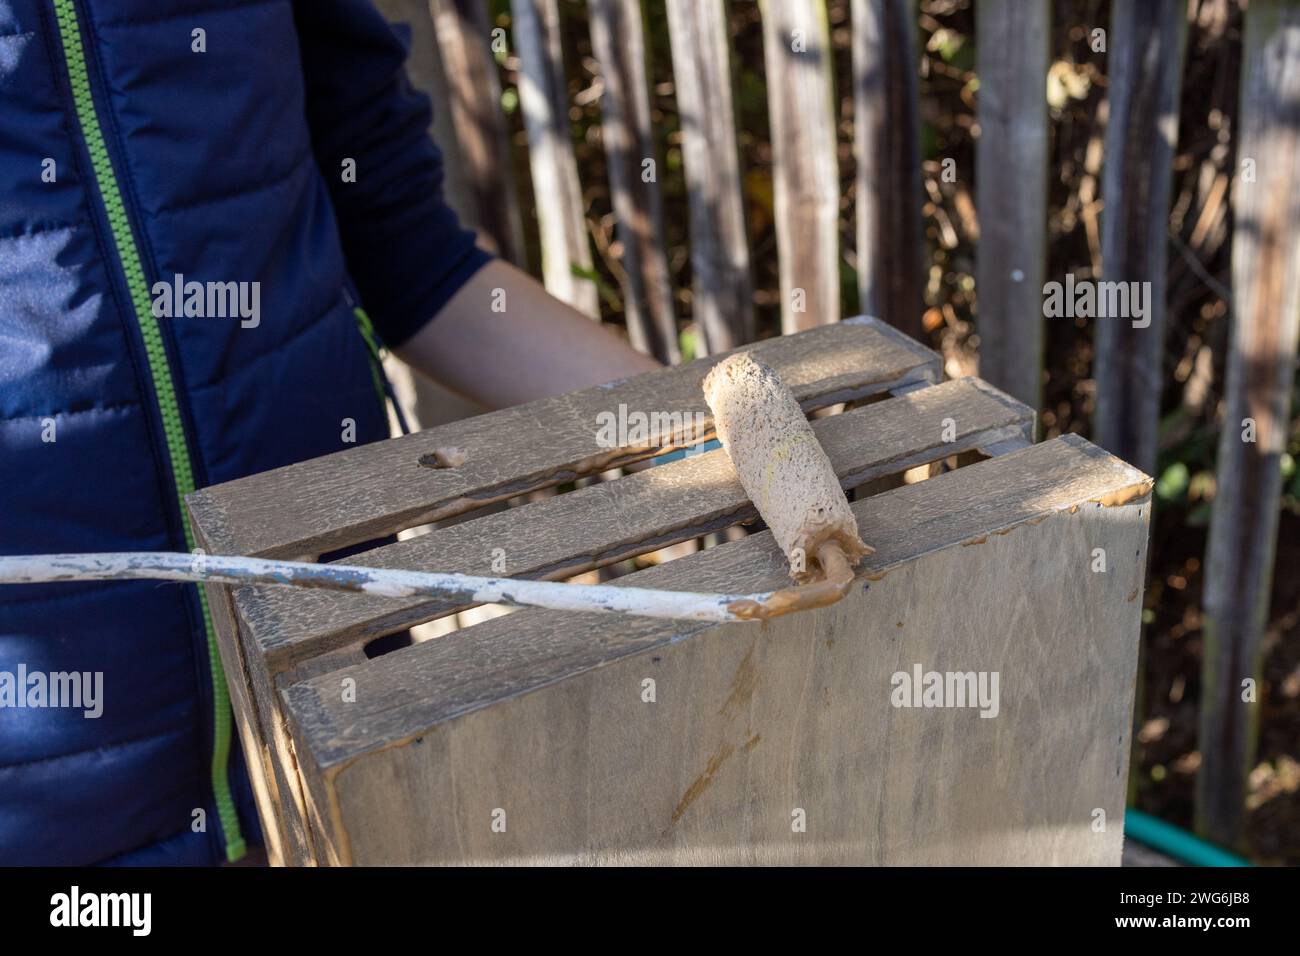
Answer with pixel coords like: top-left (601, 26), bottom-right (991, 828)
top-left (187, 319), bottom-right (1151, 866)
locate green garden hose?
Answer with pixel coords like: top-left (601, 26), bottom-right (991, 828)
top-left (1125, 808), bottom-right (1251, 867)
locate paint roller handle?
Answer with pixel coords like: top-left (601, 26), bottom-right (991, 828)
top-left (724, 540), bottom-right (859, 621)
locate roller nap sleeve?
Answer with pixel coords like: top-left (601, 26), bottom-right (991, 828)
top-left (703, 353), bottom-right (871, 583)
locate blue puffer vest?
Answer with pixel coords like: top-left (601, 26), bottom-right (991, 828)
top-left (0, 0), bottom-right (489, 864)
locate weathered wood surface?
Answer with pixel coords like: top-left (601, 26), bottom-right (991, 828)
top-left (1093, 0), bottom-right (1187, 478)
top-left (426, 0), bottom-right (525, 264)
top-left (852, 0), bottom-right (923, 339)
top-left (1198, 0), bottom-right (1300, 849)
top-left (760, 0), bottom-right (841, 332)
top-left (283, 435), bottom-right (1151, 864)
top-left (588, 0), bottom-right (681, 362)
top-left (187, 318), bottom-right (938, 560)
top-left (235, 377), bottom-right (1033, 670)
top-left (665, 0), bottom-right (754, 352)
top-left (191, 523), bottom-right (311, 866)
top-left (974, 0), bottom-right (1049, 411)
top-left (512, 0), bottom-right (601, 316)
top-left (189, 320), bottom-right (938, 862)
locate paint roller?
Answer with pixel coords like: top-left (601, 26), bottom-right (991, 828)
top-left (703, 352), bottom-right (872, 618)
top-left (0, 353), bottom-right (871, 623)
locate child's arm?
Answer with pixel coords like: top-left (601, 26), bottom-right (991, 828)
top-left (395, 259), bottom-right (662, 409)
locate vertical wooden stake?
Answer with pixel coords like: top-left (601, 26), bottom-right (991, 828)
top-left (512, 0), bottom-right (602, 318)
top-left (1198, 0), bottom-right (1300, 849)
top-left (852, 0), bottom-right (923, 339)
top-left (1094, 0), bottom-right (1187, 478)
top-left (589, 0), bottom-right (681, 363)
top-left (665, 0), bottom-right (755, 353)
top-left (975, 0), bottom-right (1049, 411)
top-left (760, 0), bottom-right (841, 333)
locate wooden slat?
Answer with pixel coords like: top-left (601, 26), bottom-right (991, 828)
top-left (1093, 0), bottom-right (1187, 477)
top-left (588, 0), bottom-right (681, 362)
top-left (974, 0), bottom-right (1049, 410)
top-left (283, 435), bottom-right (1151, 864)
top-left (511, 0), bottom-right (601, 316)
top-left (1198, 0), bottom-right (1300, 849)
top-left (186, 318), bottom-right (938, 560)
top-left (664, 0), bottom-right (755, 352)
top-left (852, 0), bottom-right (923, 339)
top-left (235, 377), bottom-right (1033, 670)
top-left (239, 610), bottom-right (334, 865)
top-left (289, 433), bottom-right (1151, 759)
top-left (424, 0), bottom-right (526, 264)
top-left (760, 0), bottom-right (841, 332)
top-left (191, 527), bottom-right (304, 866)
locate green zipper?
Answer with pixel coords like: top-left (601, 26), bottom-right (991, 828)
top-left (351, 306), bottom-right (389, 412)
top-left (51, 0), bottom-right (245, 862)
top-left (351, 306), bottom-right (412, 435)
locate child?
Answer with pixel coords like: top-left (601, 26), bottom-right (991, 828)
top-left (0, 0), bottom-right (657, 864)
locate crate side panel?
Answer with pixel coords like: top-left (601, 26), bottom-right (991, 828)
top-left (319, 495), bottom-right (1148, 864)
top-left (284, 435), bottom-right (1150, 768)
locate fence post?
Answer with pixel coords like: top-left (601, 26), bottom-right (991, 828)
top-left (974, 0), bottom-right (1049, 411)
top-left (1094, 0), bottom-right (1187, 478)
top-left (760, 0), bottom-right (841, 333)
top-left (665, 0), bottom-right (755, 352)
top-left (852, 0), bottom-right (923, 339)
top-left (588, 0), bottom-right (681, 362)
top-left (512, 0), bottom-right (601, 317)
top-left (1198, 0), bottom-right (1300, 850)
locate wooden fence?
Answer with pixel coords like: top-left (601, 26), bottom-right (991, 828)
top-left (372, 0), bottom-right (1299, 853)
